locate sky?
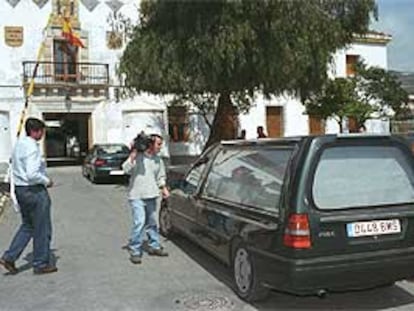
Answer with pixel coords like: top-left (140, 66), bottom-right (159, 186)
top-left (372, 0), bottom-right (414, 72)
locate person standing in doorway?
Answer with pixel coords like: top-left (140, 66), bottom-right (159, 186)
top-left (237, 129), bottom-right (246, 139)
top-left (122, 133), bottom-right (170, 265)
top-left (257, 126), bottom-right (267, 138)
top-left (0, 118), bottom-right (57, 275)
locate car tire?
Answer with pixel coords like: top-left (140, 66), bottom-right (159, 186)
top-left (232, 243), bottom-right (269, 302)
top-left (159, 200), bottom-right (174, 238)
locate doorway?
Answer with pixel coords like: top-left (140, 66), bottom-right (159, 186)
top-left (43, 113), bottom-right (90, 161)
top-left (266, 106), bottom-right (283, 138)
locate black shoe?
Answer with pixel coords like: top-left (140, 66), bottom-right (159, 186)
top-left (33, 266), bottom-right (58, 275)
top-left (147, 248), bottom-right (169, 257)
top-left (129, 255), bottom-right (142, 264)
top-left (0, 258), bottom-right (18, 274)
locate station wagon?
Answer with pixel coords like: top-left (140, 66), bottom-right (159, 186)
top-left (160, 134), bottom-right (414, 301)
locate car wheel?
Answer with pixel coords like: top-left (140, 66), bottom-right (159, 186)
top-left (232, 243), bottom-right (269, 302)
top-left (159, 200), bottom-right (174, 238)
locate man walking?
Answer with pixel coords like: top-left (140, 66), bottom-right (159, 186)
top-left (0, 118), bottom-right (57, 275)
top-left (122, 133), bottom-right (170, 264)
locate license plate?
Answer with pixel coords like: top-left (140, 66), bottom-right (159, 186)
top-left (346, 219), bottom-right (401, 237)
top-left (110, 170), bottom-right (124, 176)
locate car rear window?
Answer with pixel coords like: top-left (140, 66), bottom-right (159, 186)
top-left (312, 145), bottom-right (414, 210)
top-left (97, 145), bottom-right (129, 155)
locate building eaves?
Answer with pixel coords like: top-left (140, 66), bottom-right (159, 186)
top-left (353, 31), bottom-right (392, 45)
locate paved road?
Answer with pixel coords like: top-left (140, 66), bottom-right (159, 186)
top-left (2, 167), bottom-right (414, 311)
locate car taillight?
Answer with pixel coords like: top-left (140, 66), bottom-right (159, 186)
top-left (94, 158), bottom-right (107, 166)
top-left (283, 213), bottom-right (311, 249)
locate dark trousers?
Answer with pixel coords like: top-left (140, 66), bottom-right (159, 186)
top-left (2, 185), bottom-right (52, 269)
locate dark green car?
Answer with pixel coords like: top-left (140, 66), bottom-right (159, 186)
top-left (82, 143), bottom-right (130, 183)
top-left (160, 134), bottom-right (414, 301)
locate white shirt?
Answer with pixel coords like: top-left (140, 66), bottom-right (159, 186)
top-left (12, 136), bottom-right (50, 186)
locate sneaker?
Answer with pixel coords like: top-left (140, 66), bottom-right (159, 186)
top-left (33, 266), bottom-right (58, 275)
top-left (147, 248), bottom-right (169, 257)
top-left (0, 258), bottom-right (18, 274)
top-left (129, 255), bottom-right (142, 264)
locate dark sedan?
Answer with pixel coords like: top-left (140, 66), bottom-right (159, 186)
top-left (82, 143), bottom-right (130, 183)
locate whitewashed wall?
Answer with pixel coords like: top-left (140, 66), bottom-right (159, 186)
top-left (240, 40), bottom-right (390, 137)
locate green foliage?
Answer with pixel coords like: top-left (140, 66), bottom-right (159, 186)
top-left (304, 78), bottom-right (367, 128)
top-left (304, 62), bottom-right (409, 131)
top-left (355, 62), bottom-right (410, 119)
top-left (120, 0), bottom-right (376, 96)
top-left (119, 0), bottom-right (377, 143)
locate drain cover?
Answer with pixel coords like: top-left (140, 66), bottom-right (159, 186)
top-left (179, 293), bottom-right (235, 311)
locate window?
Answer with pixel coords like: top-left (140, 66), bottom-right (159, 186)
top-left (96, 144), bottom-right (129, 155)
top-left (168, 106), bottom-right (189, 142)
top-left (53, 39), bottom-right (78, 82)
top-left (203, 146), bottom-right (293, 212)
top-left (182, 157), bottom-right (210, 194)
top-left (346, 55), bottom-right (359, 77)
top-left (313, 145), bottom-right (414, 210)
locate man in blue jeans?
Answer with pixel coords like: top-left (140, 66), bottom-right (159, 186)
top-left (0, 118), bottom-right (57, 275)
top-left (122, 132), bottom-right (170, 264)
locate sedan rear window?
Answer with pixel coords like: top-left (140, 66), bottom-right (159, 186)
top-left (97, 145), bottom-right (129, 155)
top-left (312, 145), bottom-right (414, 210)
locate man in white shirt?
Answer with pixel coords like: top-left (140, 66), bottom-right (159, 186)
top-left (0, 118), bottom-right (57, 275)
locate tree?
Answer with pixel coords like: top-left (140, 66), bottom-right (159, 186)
top-left (355, 62), bottom-right (410, 120)
top-left (304, 63), bottom-right (409, 132)
top-left (119, 0), bottom-right (377, 147)
top-left (304, 77), bottom-right (366, 132)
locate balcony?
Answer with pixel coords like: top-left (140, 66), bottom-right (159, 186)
top-left (22, 61), bottom-right (110, 98)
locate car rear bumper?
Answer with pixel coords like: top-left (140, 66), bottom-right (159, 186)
top-left (252, 246), bottom-right (414, 295)
top-left (95, 167), bottom-right (126, 178)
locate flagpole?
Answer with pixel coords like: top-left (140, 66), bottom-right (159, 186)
top-left (9, 13), bottom-right (53, 213)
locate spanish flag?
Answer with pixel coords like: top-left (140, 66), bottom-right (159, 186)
top-left (62, 17), bottom-right (85, 48)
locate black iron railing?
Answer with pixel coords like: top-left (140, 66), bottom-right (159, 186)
top-left (23, 61), bottom-right (109, 86)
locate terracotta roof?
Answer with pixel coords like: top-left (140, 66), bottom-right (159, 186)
top-left (353, 30), bottom-right (392, 44)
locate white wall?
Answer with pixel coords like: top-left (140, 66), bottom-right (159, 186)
top-left (333, 42), bottom-right (388, 78)
top-left (239, 39), bottom-right (390, 138)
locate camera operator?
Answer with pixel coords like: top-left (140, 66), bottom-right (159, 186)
top-left (122, 132), bottom-right (170, 265)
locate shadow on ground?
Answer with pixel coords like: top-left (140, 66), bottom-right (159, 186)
top-left (167, 235), bottom-right (414, 310)
top-left (2, 249), bottom-right (59, 276)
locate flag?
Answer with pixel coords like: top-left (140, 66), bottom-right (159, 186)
top-left (62, 17), bottom-right (85, 48)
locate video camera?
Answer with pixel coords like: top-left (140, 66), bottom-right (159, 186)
top-left (133, 131), bottom-right (152, 152)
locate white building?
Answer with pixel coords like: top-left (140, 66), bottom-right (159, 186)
top-left (239, 32), bottom-right (392, 139)
top-left (0, 0), bottom-right (392, 176)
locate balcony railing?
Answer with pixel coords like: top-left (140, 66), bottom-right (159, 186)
top-left (23, 61), bottom-right (109, 86)
top-left (22, 61), bottom-right (110, 98)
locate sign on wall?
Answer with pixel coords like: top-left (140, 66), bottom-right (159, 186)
top-left (4, 26), bottom-right (23, 47)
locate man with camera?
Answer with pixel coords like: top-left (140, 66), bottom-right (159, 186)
top-left (122, 132), bottom-right (170, 264)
